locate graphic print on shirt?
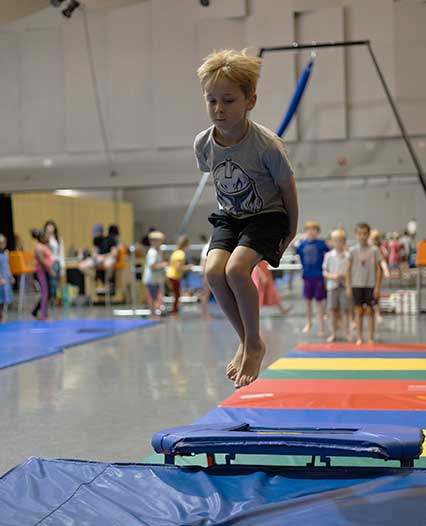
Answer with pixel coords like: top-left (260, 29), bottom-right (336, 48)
top-left (212, 157), bottom-right (264, 216)
top-left (303, 243), bottom-right (320, 265)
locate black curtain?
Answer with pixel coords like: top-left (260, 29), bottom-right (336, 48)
top-left (0, 194), bottom-right (15, 250)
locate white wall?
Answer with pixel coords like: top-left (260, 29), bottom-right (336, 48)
top-left (124, 177), bottom-right (426, 242)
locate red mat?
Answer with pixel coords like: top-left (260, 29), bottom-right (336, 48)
top-left (222, 379), bottom-right (426, 411)
top-left (295, 343), bottom-right (426, 352)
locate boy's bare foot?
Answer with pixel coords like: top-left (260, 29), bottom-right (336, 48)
top-left (226, 343), bottom-right (244, 381)
top-left (302, 323), bottom-right (311, 334)
top-left (356, 338), bottom-right (363, 346)
top-left (279, 305), bottom-right (293, 315)
top-left (235, 340), bottom-right (266, 387)
top-left (327, 334), bottom-right (336, 343)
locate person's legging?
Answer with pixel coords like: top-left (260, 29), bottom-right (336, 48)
top-left (49, 261), bottom-right (60, 303)
top-left (33, 267), bottom-right (50, 319)
top-left (169, 278), bottom-right (181, 314)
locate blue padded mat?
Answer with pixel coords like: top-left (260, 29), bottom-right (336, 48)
top-left (0, 319), bottom-right (157, 369)
top-left (2, 457), bottom-right (426, 526)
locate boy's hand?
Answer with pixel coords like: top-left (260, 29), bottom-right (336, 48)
top-left (0, 277), bottom-right (5, 285)
top-left (373, 287), bottom-right (380, 300)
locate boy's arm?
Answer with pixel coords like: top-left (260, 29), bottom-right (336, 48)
top-left (322, 254), bottom-right (333, 280)
top-left (277, 175), bottom-right (299, 256)
top-left (346, 259), bottom-right (352, 297)
top-left (374, 252), bottom-right (383, 298)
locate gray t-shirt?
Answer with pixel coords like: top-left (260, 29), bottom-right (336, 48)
top-left (323, 249), bottom-right (349, 291)
top-left (142, 247), bottom-right (165, 285)
top-left (349, 244), bottom-right (380, 288)
top-left (193, 120), bottom-right (294, 219)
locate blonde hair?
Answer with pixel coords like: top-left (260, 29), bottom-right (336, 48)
top-left (197, 49), bottom-right (262, 98)
top-left (176, 235), bottom-right (189, 250)
top-left (148, 231), bottom-right (165, 242)
top-left (369, 229), bottom-right (381, 245)
top-left (304, 221), bottom-right (321, 233)
top-left (331, 229), bottom-right (346, 240)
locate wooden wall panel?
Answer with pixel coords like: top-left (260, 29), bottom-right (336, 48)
top-left (12, 193), bottom-right (134, 253)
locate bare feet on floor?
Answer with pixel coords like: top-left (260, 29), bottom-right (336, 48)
top-left (356, 338), bottom-right (363, 346)
top-left (235, 340), bottom-right (266, 388)
top-left (302, 323), bottom-right (311, 334)
top-left (327, 334), bottom-right (336, 343)
top-left (226, 343), bottom-right (244, 381)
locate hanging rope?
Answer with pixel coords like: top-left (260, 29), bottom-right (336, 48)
top-left (81, 6), bottom-right (117, 178)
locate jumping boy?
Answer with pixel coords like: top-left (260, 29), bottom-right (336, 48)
top-left (346, 222), bottom-right (382, 345)
top-left (194, 49), bottom-right (298, 387)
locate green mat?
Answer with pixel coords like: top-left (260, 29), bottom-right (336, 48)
top-left (260, 369), bottom-right (426, 380)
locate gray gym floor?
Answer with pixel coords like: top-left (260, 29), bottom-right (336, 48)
top-left (1, 291), bottom-right (425, 476)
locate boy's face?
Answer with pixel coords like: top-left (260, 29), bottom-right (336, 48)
top-left (204, 76), bottom-right (256, 135)
top-left (356, 227), bottom-right (370, 245)
top-left (306, 227), bottom-right (319, 240)
top-left (332, 235), bottom-right (345, 250)
top-left (151, 239), bottom-right (163, 249)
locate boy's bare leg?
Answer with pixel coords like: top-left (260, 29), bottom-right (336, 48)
top-left (317, 300), bottom-right (325, 337)
top-left (206, 249), bottom-right (245, 380)
top-left (355, 306), bottom-right (364, 344)
top-left (226, 246), bottom-right (265, 387)
top-left (367, 305), bottom-right (375, 344)
top-left (303, 300), bottom-right (312, 333)
top-left (327, 309), bottom-right (338, 342)
top-left (343, 311), bottom-right (352, 341)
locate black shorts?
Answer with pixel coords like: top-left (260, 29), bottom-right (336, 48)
top-left (208, 210), bottom-right (289, 268)
top-left (352, 287), bottom-right (375, 307)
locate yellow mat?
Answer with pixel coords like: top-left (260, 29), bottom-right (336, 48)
top-left (269, 358), bottom-right (426, 371)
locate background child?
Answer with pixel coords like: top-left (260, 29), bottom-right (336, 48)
top-left (166, 235), bottom-right (192, 315)
top-left (252, 260), bottom-right (291, 315)
top-left (369, 229), bottom-right (389, 323)
top-left (389, 232), bottom-right (404, 281)
top-left (194, 49), bottom-right (298, 387)
top-left (323, 229), bottom-right (350, 342)
top-left (142, 231), bottom-right (167, 318)
top-left (44, 220), bottom-right (65, 306)
top-left (31, 229), bottom-right (53, 321)
top-left (296, 221), bottom-right (329, 337)
top-left (0, 234), bottom-right (13, 322)
top-left (346, 222), bottom-right (382, 345)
